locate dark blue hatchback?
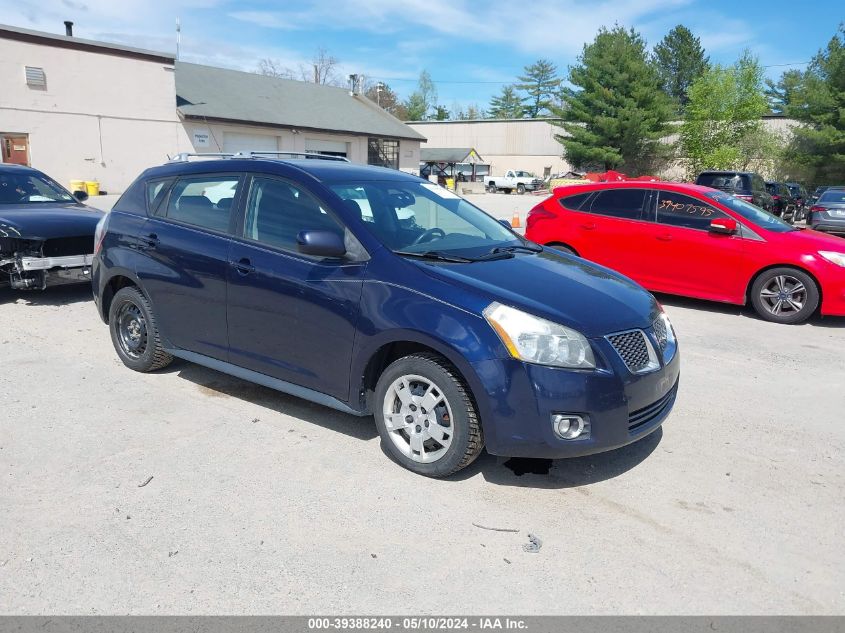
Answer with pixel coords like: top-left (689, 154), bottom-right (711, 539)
top-left (93, 154), bottom-right (679, 477)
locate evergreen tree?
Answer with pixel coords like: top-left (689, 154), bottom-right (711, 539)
top-left (515, 59), bottom-right (561, 118)
top-left (783, 26), bottom-right (845, 185)
top-left (680, 51), bottom-right (772, 178)
top-left (653, 25), bottom-right (709, 111)
top-left (554, 26), bottom-right (674, 173)
top-left (765, 69), bottom-right (803, 114)
top-left (403, 70), bottom-right (438, 120)
top-left (433, 105), bottom-right (450, 120)
top-left (488, 85), bottom-right (524, 118)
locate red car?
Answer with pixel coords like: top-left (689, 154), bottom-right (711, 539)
top-left (525, 182), bottom-right (845, 324)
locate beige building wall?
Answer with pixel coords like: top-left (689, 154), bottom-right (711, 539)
top-left (409, 119), bottom-right (571, 176)
top-left (181, 120), bottom-right (420, 174)
top-left (0, 37), bottom-right (191, 192)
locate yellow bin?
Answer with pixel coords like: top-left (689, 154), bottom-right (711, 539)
top-left (69, 179), bottom-right (86, 194)
top-left (85, 181), bottom-right (100, 197)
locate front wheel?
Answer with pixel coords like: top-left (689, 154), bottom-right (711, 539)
top-left (750, 268), bottom-right (819, 324)
top-left (517, 184), bottom-right (526, 195)
top-left (374, 353), bottom-right (483, 477)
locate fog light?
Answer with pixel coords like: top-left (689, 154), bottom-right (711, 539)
top-left (552, 414), bottom-right (589, 440)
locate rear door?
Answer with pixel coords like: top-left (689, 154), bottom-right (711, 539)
top-left (226, 174), bottom-right (366, 400)
top-left (640, 189), bottom-right (745, 301)
top-left (135, 173), bottom-right (243, 360)
top-left (572, 188), bottom-right (651, 280)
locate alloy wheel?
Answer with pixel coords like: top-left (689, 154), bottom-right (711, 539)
top-left (382, 374), bottom-right (454, 464)
top-left (759, 275), bottom-right (807, 317)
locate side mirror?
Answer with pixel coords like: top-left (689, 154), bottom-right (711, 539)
top-left (296, 230), bottom-right (346, 258)
top-left (73, 190), bottom-right (89, 202)
top-left (709, 217), bottom-right (738, 235)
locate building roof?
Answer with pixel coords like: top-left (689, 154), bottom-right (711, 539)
top-left (175, 62), bottom-right (425, 141)
top-left (420, 148), bottom-right (484, 163)
top-left (0, 23), bottom-right (174, 63)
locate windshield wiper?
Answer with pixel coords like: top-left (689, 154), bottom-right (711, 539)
top-left (395, 250), bottom-right (475, 263)
top-left (495, 244), bottom-right (543, 254)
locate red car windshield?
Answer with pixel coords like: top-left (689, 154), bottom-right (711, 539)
top-left (706, 191), bottom-right (796, 233)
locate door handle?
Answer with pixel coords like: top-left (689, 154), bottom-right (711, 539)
top-left (656, 234), bottom-right (673, 242)
top-left (230, 258), bottom-right (255, 275)
top-left (580, 223), bottom-right (596, 231)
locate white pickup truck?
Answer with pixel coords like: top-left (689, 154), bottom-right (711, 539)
top-left (485, 170), bottom-right (544, 194)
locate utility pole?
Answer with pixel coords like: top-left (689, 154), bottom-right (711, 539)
top-left (376, 81), bottom-right (384, 107)
top-left (175, 17), bottom-right (181, 60)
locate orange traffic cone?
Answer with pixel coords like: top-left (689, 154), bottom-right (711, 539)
top-left (511, 212), bottom-right (521, 228)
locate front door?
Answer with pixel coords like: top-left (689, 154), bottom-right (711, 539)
top-left (640, 190), bottom-right (745, 301)
top-left (134, 173), bottom-right (243, 360)
top-left (226, 175), bottom-right (366, 401)
top-left (2, 135), bottom-right (29, 166)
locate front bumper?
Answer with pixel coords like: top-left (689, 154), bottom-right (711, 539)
top-left (1, 253), bottom-right (94, 289)
top-left (471, 333), bottom-right (680, 459)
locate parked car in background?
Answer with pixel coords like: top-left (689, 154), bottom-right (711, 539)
top-left (486, 170), bottom-right (543, 194)
top-left (526, 181), bottom-right (845, 324)
top-left (786, 182), bottom-right (809, 221)
top-left (695, 171), bottom-right (774, 212)
top-left (807, 189), bottom-right (845, 235)
top-left (765, 181), bottom-right (797, 223)
top-left (93, 153), bottom-right (679, 477)
top-left (1, 164), bottom-right (103, 291)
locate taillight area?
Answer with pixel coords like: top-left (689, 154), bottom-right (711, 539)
top-left (526, 204), bottom-right (557, 230)
top-left (93, 213), bottom-right (109, 255)
top-left (810, 205), bottom-right (824, 212)
top-left (735, 194), bottom-right (753, 202)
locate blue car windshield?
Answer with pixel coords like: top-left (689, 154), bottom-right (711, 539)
top-left (0, 172), bottom-right (75, 205)
top-left (329, 180), bottom-right (523, 256)
top-left (706, 191), bottom-right (795, 233)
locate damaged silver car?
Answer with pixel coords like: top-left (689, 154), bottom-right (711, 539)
top-left (0, 164), bottom-right (103, 290)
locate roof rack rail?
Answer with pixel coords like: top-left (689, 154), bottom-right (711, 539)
top-left (166, 151), bottom-right (350, 163)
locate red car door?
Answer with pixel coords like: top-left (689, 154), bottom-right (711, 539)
top-left (639, 189), bottom-right (746, 302)
top-left (572, 187), bottom-right (651, 280)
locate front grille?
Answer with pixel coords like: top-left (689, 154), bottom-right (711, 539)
top-left (606, 330), bottom-right (655, 373)
top-left (652, 317), bottom-right (668, 353)
top-left (628, 381), bottom-right (678, 432)
top-left (42, 236), bottom-right (94, 257)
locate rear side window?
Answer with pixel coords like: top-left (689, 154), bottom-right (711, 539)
top-left (765, 183), bottom-right (777, 195)
top-left (588, 189), bottom-right (646, 220)
top-left (162, 175), bottom-right (240, 233)
top-left (146, 178), bottom-right (173, 214)
top-left (656, 192), bottom-right (727, 231)
top-left (558, 192), bottom-right (592, 211)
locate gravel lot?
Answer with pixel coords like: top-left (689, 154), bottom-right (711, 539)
top-left (1, 193), bottom-right (843, 615)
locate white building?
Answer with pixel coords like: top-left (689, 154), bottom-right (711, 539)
top-left (0, 23), bottom-right (424, 193)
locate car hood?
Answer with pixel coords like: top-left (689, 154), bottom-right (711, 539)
top-left (774, 227), bottom-right (845, 249)
top-left (415, 249), bottom-right (660, 338)
top-left (0, 203), bottom-right (104, 240)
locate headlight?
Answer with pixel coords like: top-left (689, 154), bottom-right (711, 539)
top-left (483, 302), bottom-right (596, 369)
top-left (819, 251), bottom-right (845, 267)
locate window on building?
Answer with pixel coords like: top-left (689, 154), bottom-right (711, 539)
top-left (368, 138), bottom-right (399, 169)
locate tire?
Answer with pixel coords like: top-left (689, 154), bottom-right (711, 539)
top-left (487, 183), bottom-right (497, 193)
top-left (374, 353), bottom-right (483, 477)
top-left (547, 242), bottom-right (577, 256)
top-left (750, 267), bottom-right (819, 325)
top-left (517, 184), bottom-right (526, 195)
top-left (108, 286), bottom-right (173, 372)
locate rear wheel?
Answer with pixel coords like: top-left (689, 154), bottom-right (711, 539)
top-left (108, 286), bottom-right (173, 372)
top-left (750, 268), bottom-right (819, 324)
top-left (487, 183), bottom-right (497, 193)
top-left (374, 353), bottom-right (483, 477)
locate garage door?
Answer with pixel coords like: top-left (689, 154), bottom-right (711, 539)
top-left (222, 132), bottom-right (279, 153)
top-left (304, 139), bottom-right (348, 157)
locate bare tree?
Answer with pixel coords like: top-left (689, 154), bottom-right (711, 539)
top-left (257, 48), bottom-right (341, 86)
